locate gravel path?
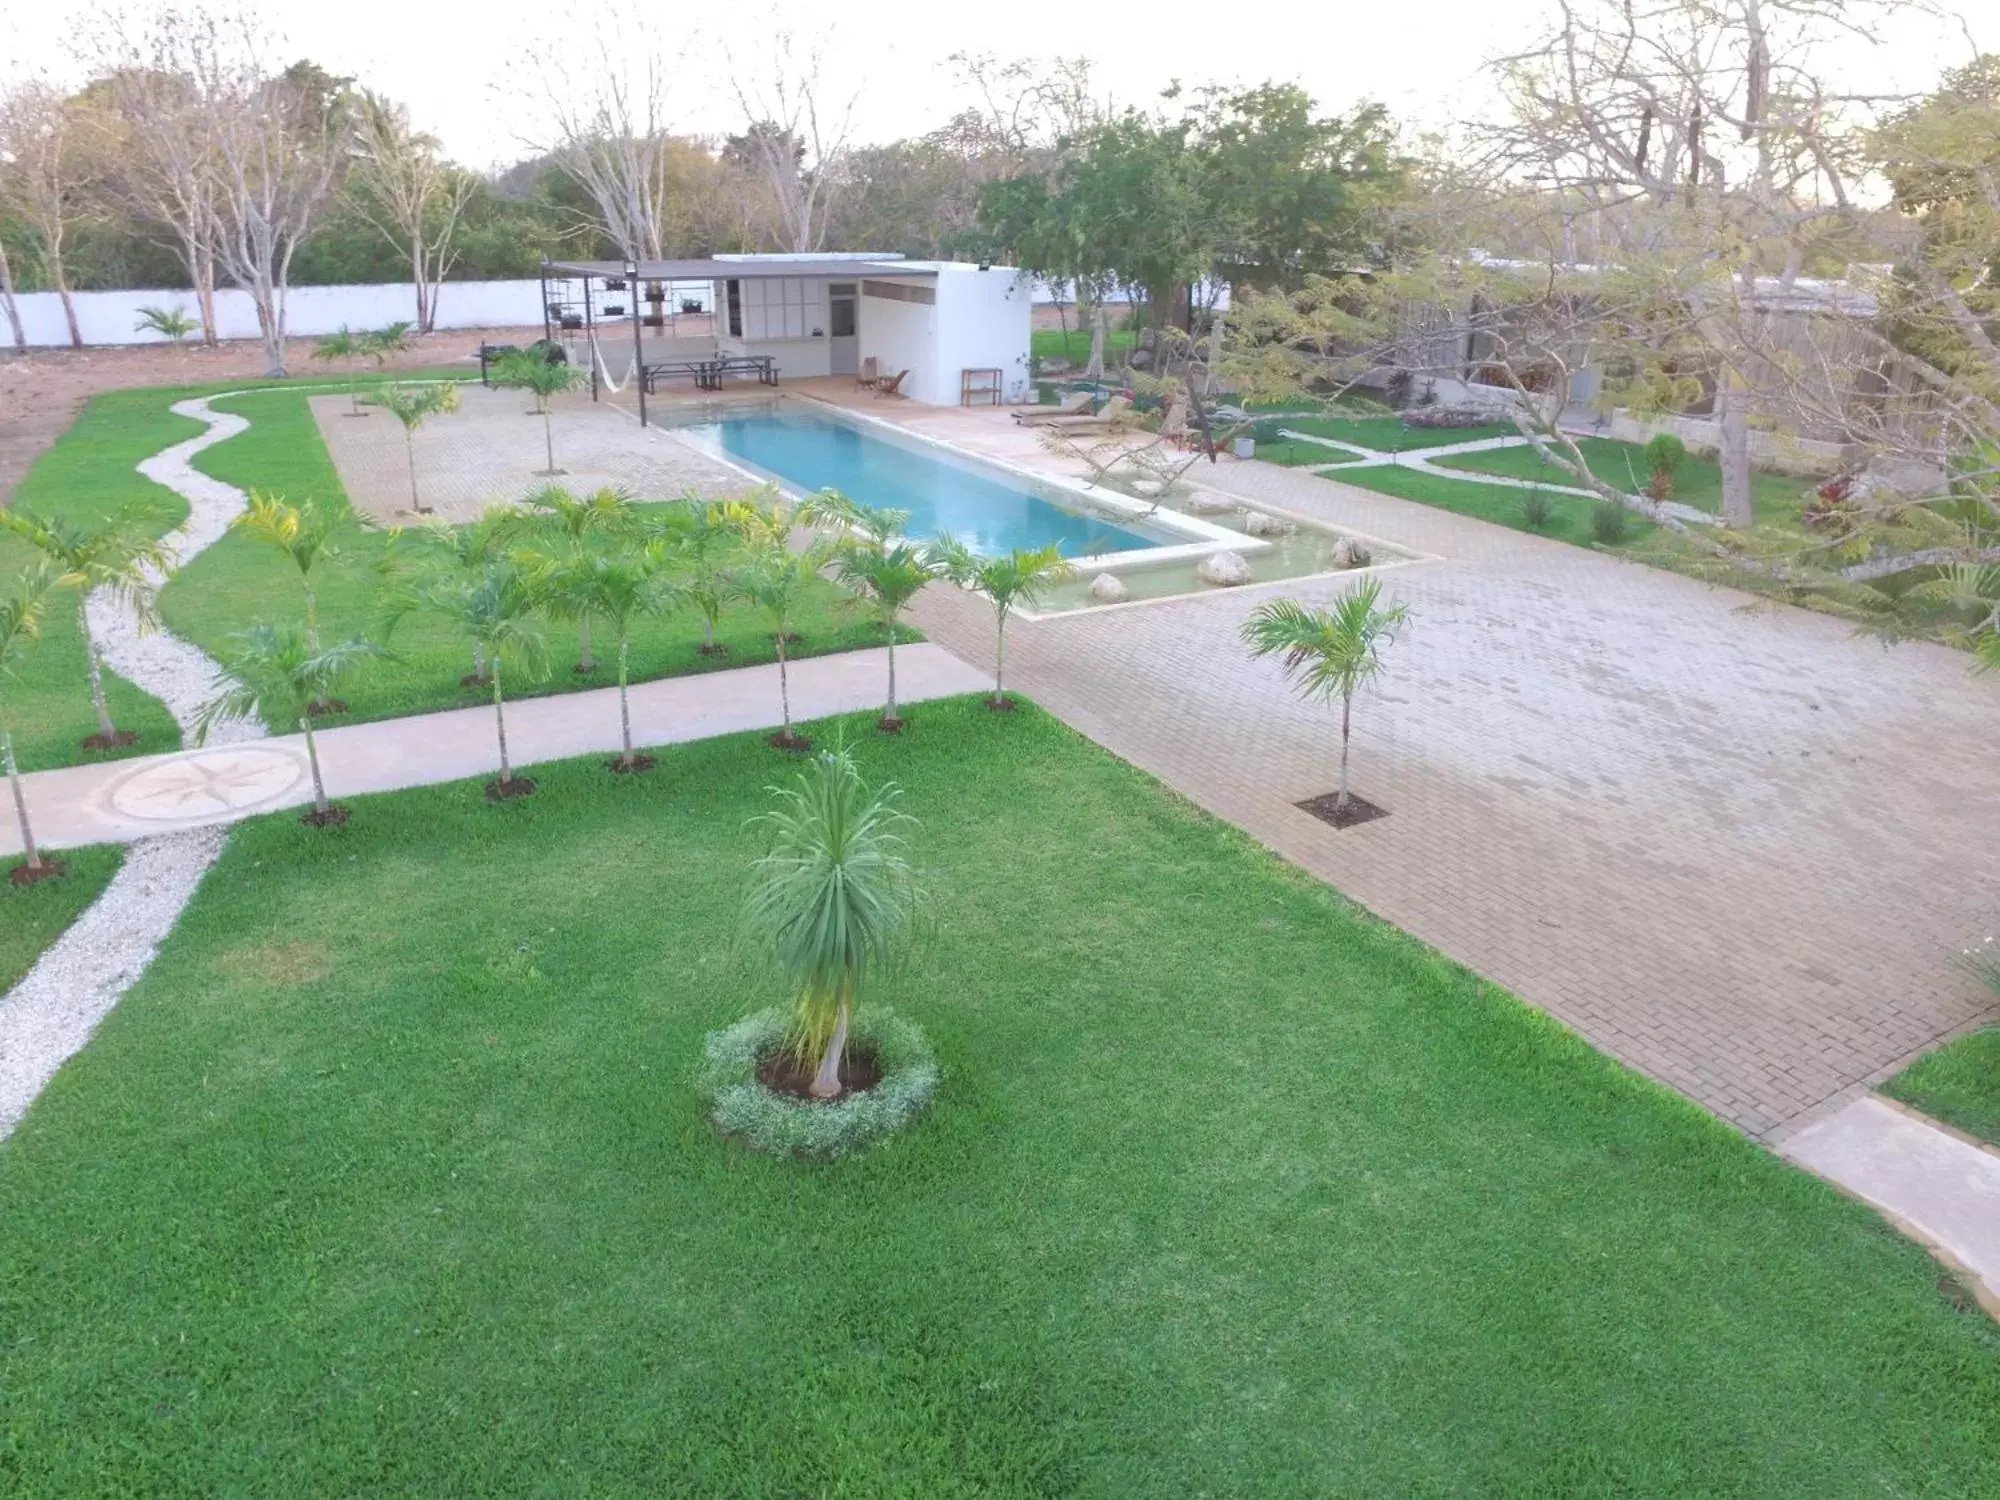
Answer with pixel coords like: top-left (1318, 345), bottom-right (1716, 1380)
top-left (3, 395), bottom-right (257, 1139)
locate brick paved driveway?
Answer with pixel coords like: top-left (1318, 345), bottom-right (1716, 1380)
top-left (909, 456), bottom-right (2000, 1138)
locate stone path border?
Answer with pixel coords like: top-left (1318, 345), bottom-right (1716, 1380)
top-left (1780, 1096), bottom-right (2000, 1313)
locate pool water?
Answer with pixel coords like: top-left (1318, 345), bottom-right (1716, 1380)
top-left (677, 404), bottom-right (1162, 557)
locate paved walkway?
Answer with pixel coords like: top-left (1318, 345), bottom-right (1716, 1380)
top-left (3, 645), bottom-right (983, 852)
top-left (902, 427), bottom-right (2000, 1142)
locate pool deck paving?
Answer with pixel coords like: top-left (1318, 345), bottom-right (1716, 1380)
top-left (3, 644), bottom-right (984, 852)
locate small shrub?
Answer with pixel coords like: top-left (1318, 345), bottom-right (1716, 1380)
top-left (1591, 498), bottom-right (1634, 545)
top-left (1644, 433), bottom-right (1688, 497)
top-left (1517, 487), bottom-right (1556, 530)
top-left (698, 1006), bottom-right (938, 1159)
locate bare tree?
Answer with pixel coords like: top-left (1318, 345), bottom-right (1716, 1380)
top-left (347, 92), bottom-right (475, 332)
top-left (91, 12), bottom-right (229, 346)
top-left (0, 81), bottom-right (99, 349)
top-left (728, 32), bottom-right (858, 252)
top-left (0, 198), bottom-right (25, 349)
top-left (530, 18), bottom-right (677, 260)
top-left (201, 39), bottom-right (354, 376)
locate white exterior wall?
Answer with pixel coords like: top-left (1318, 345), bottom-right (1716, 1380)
top-left (934, 267), bottom-right (1034, 405)
top-left (711, 275), bottom-right (836, 378)
top-left (5, 279), bottom-right (553, 348)
top-left (857, 289), bottom-right (937, 401)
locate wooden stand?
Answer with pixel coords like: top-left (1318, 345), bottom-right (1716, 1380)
top-left (960, 367), bottom-right (1002, 406)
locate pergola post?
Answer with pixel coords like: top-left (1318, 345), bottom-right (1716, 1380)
top-left (628, 258), bottom-right (647, 428)
top-left (583, 274), bottom-right (598, 402)
top-left (538, 258), bottom-right (551, 345)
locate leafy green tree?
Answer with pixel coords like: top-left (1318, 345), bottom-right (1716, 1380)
top-left (1241, 579), bottom-right (1410, 812)
top-left (193, 624), bottom-right (386, 825)
top-left (0, 562), bottom-right (59, 878)
top-left (834, 541), bottom-right (945, 729)
top-left (521, 483), bottom-right (640, 672)
top-left (363, 381), bottom-right (462, 513)
top-left (930, 540), bottom-right (1073, 708)
top-left (416, 559), bottom-right (548, 796)
top-left (731, 536), bottom-right (837, 748)
top-left (491, 349), bottom-right (587, 476)
top-left (744, 747), bottom-right (921, 1098)
top-left (0, 503), bottom-right (174, 746)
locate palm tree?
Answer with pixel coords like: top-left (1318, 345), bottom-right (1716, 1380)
top-left (418, 560), bottom-right (548, 798)
top-left (364, 320), bottom-right (414, 375)
top-left (930, 540), bottom-right (1073, 710)
top-left (377, 505), bottom-right (525, 685)
top-left (649, 491), bottom-right (762, 656)
top-left (521, 483), bottom-right (639, 672)
top-left (0, 561), bottom-right (60, 882)
top-left (193, 624), bottom-right (385, 826)
top-left (363, 382), bottom-right (462, 514)
top-left (0, 503), bottom-right (175, 747)
top-left (732, 536), bottom-right (836, 750)
top-left (744, 747), bottom-right (921, 1099)
top-left (232, 492), bottom-right (341, 648)
top-left (549, 544), bottom-right (685, 771)
top-left (834, 541), bottom-right (945, 731)
top-left (491, 349), bottom-right (586, 476)
top-left (1241, 579), bottom-right (1411, 813)
top-left (312, 326), bottom-right (369, 415)
top-left (797, 487), bottom-right (910, 541)
top-left (134, 305), bottom-right (197, 345)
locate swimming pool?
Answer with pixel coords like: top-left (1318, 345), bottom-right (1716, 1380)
top-left (671, 403), bottom-right (1165, 557)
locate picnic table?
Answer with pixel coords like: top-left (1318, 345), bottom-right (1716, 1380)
top-left (641, 354), bottom-right (779, 394)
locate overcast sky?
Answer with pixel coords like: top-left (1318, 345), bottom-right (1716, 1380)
top-left (0, 0), bottom-right (1987, 171)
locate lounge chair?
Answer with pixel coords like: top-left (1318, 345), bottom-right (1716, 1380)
top-left (1034, 394), bottom-right (1133, 431)
top-left (1011, 391), bottom-right (1093, 425)
top-left (856, 356), bottom-right (880, 390)
top-left (876, 369), bottom-right (910, 398)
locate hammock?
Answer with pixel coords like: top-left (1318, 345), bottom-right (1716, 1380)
top-left (587, 330), bottom-right (632, 395)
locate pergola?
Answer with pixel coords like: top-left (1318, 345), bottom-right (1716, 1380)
top-left (537, 256), bottom-right (935, 425)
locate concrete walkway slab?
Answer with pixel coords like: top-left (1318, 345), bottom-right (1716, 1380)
top-left (4, 644), bottom-right (984, 853)
top-left (1782, 1096), bottom-right (2000, 1311)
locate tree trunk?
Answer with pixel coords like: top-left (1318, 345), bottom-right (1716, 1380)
top-left (0, 239), bottom-right (26, 350)
top-left (884, 622), bottom-right (898, 721)
top-left (809, 995), bottom-right (850, 1099)
top-left (992, 612), bottom-right (1007, 704)
top-left (776, 633), bottom-right (792, 736)
top-left (617, 636), bottom-right (634, 767)
top-left (472, 641), bottom-right (486, 682)
top-left (1714, 368), bottom-right (1754, 529)
top-left (3, 728), bottom-right (43, 870)
top-left (79, 598), bottom-right (117, 740)
top-left (194, 249), bottom-right (218, 347)
top-left (406, 429), bottom-right (426, 513)
top-left (254, 284), bottom-right (287, 378)
top-left (1086, 303), bottom-right (1107, 380)
top-left (541, 407), bottom-right (557, 475)
top-left (491, 664), bottom-right (512, 783)
top-left (301, 714), bottom-right (329, 815)
top-left (1338, 694), bottom-right (1353, 811)
top-left (304, 581), bottom-right (320, 652)
top-left (577, 613), bottom-right (595, 673)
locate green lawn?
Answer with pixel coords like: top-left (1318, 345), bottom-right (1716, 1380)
top-left (0, 846), bottom-right (123, 994)
top-left (1323, 460), bottom-right (1663, 549)
top-left (1884, 1027), bottom-right (2000, 1147)
top-left (1, 699), bottom-right (1995, 1492)
top-left (1432, 434), bottom-right (1808, 525)
top-left (1274, 414), bottom-right (1520, 452)
top-left (163, 388), bottom-right (898, 731)
top-left (1031, 327), bottom-right (1137, 367)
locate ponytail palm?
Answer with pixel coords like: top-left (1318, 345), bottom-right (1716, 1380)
top-left (193, 624), bottom-right (385, 822)
top-left (930, 540), bottom-right (1072, 708)
top-left (834, 541), bottom-right (944, 729)
top-left (0, 502), bottom-right (175, 745)
top-left (0, 562), bottom-right (59, 876)
top-left (745, 748), bottom-right (921, 1099)
top-left (1241, 579), bottom-right (1410, 812)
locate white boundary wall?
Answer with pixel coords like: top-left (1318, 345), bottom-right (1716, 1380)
top-left (5, 279), bottom-right (551, 348)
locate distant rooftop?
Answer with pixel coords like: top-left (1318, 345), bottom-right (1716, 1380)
top-left (542, 256), bottom-right (935, 281)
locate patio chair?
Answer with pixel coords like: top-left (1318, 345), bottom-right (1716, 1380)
top-left (1011, 391), bottom-right (1093, 425)
top-left (1034, 393), bottom-right (1133, 431)
top-left (876, 369), bottom-right (911, 398)
top-left (856, 356), bottom-right (880, 390)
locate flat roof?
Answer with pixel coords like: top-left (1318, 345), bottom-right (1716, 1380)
top-left (543, 257), bottom-right (935, 281)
